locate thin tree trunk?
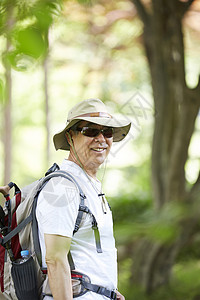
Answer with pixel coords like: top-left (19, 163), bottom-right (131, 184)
top-left (3, 38), bottom-right (12, 184)
top-left (43, 57), bottom-right (50, 166)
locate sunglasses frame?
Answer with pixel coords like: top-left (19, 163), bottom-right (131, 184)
top-left (76, 126), bottom-right (114, 138)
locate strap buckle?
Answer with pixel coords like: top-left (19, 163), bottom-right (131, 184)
top-left (92, 219), bottom-right (98, 230)
top-left (96, 286), bottom-right (117, 299)
top-left (111, 290), bottom-right (117, 300)
top-left (79, 205), bottom-right (90, 213)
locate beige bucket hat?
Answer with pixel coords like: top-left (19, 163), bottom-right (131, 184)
top-left (53, 98), bottom-right (131, 151)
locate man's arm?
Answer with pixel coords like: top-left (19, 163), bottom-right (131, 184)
top-left (44, 233), bottom-right (73, 300)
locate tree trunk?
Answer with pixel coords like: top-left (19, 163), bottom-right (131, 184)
top-left (130, 239), bottom-right (178, 293)
top-left (43, 28), bottom-right (50, 168)
top-left (43, 57), bottom-right (50, 167)
top-left (3, 38), bottom-right (12, 184)
top-left (130, 0), bottom-right (200, 293)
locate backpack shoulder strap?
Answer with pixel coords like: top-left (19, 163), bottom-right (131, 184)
top-left (34, 169), bottom-right (102, 270)
top-left (56, 171), bottom-right (102, 254)
top-left (1, 168), bottom-right (102, 268)
top-left (32, 170), bottom-right (87, 266)
top-left (74, 204), bottom-right (102, 253)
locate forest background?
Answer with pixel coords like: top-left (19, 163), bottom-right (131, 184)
top-left (1, 0), bottom-right (200, 299)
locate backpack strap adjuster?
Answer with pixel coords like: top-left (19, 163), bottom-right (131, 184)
top-left (79, 205), bottom-right (90, 214)
top-left (80, 192), bottom-right (86, 200)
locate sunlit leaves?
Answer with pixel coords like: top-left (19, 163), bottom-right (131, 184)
top-left (32, 0), bottom-right (62, 31)
top-left (16, 27), bottom-right (46, 57)
top-left (0, 0), bottom-right (63, 70)
top-left (5, 26), bottom-right (47, 70)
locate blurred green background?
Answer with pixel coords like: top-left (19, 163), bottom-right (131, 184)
top-left (1, 0), bottom-right (200, 299)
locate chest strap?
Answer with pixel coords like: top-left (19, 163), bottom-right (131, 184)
top-left (42, 270), bottom-right (117, 300)
top-left (82, 281), bottom-right (117, 299)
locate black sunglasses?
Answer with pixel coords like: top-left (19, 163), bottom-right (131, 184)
top-left (76, 127), bottom-right (113, 138)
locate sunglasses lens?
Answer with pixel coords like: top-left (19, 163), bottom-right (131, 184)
top-left (80, 127), bottom-right (113, 138)
top-left (82, 128), bottom-right (99, 137)
top-left (103, 128), bottom-right (113, 138)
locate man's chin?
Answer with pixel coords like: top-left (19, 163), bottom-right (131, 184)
top-left (95, 156), bottom-right (107, 166)
top-left (89, 156), bottom-right (107, 168)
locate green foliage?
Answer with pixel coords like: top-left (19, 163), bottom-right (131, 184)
top-left (111, 195), bottom-right (151, 223)
top-left (118, 260), bottom-right (200, 300)
top-left (113, 202), bottom-right (184, 246)
top-left (177, 229), bottom-right (200, 262)
top-left (6, 26), bottom-right (47, 71)
top-left (17, 27), bottom-right (45, 57)
top-left (76, 0), bottom-right (94, 5)
top-left (0, 0), bottom-right (63, 70)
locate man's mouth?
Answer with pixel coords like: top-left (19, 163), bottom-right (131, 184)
top-left (91, 148), bottom-right (106, 152)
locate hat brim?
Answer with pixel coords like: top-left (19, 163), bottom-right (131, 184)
top-left (53, 116), bottom-right (131, 151)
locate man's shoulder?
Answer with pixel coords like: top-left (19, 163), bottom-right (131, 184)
top-left (44, 175), bottom-right (79, 193)
top-left (36, 174), bottom-right (80, 211)
top-left (37, 173), bottom-right (80, 203)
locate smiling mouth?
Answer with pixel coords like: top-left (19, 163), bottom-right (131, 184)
top-left (91, 148), bottom-right (106, 152)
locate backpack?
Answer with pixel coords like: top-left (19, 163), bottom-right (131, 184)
top-left (0, 164), bottom-right (102, 300)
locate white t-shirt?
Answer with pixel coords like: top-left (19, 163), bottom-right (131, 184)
top-left (36, 160), bottom-right (117, 299)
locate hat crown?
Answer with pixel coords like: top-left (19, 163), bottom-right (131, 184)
top-left (67, 98), bottom-right (108, 121)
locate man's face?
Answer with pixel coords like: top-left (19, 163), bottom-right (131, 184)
top-left (70, 121), bottom-right (113, 169)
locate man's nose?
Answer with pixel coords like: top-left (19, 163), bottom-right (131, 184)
top-left (95, 132), bottom-right (106, 142)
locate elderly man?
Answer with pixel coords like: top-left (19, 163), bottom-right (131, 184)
top-left (36, 98), bottom-right (131, 300)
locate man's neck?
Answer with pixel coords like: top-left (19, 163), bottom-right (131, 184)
top-left (67, 153), bottom-right (98, 180)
